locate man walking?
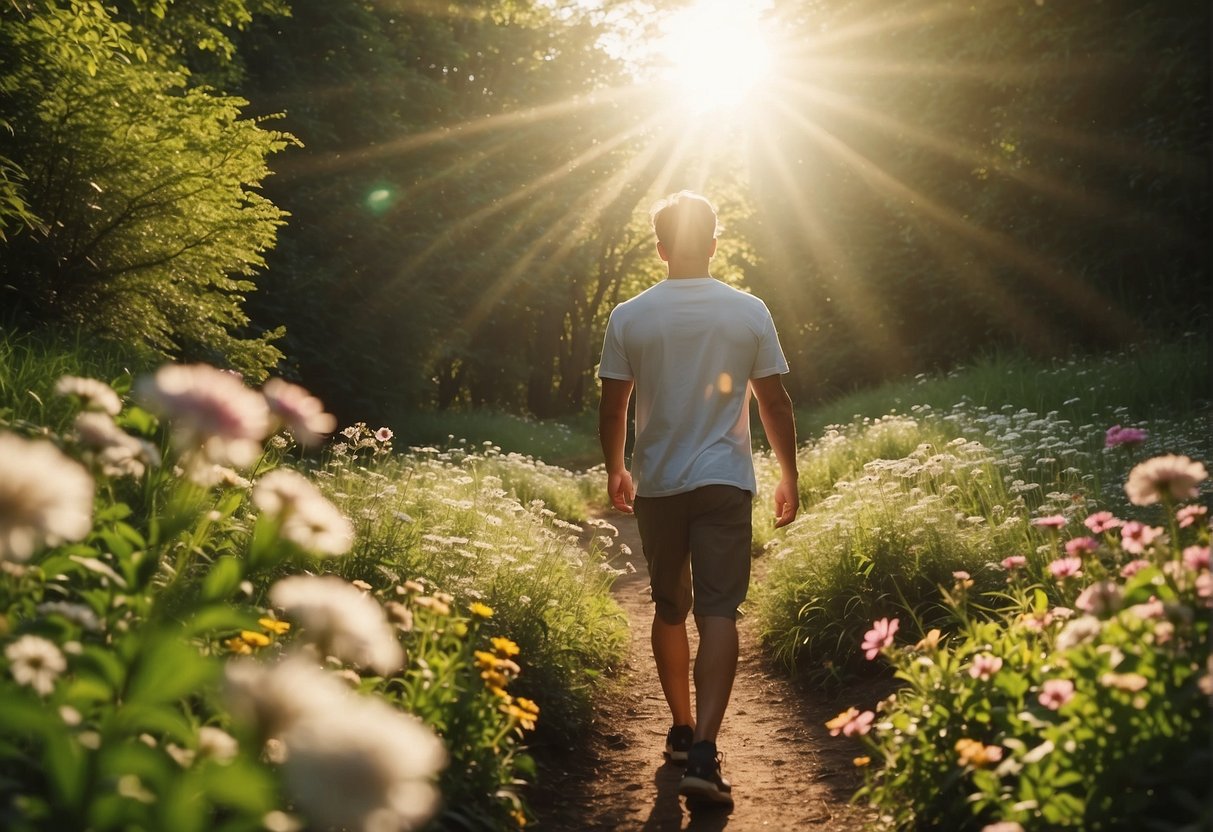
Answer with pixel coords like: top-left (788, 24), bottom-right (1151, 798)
top-left (597, 191), bottom-right (800, 810)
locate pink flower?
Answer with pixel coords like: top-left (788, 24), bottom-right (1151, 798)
top-left (1074, 580), bottom-right (1122, 616)
top-left (1038, 678), bottom-right (1075, 710)
top-left (1177, 504), bottom-right (1208, 529)
top-left (860, 617), bottom-right (899, 660)
top-left (1120, 521), bottom-right (1164, 554)
top-left (1000, 555), bottom-right (1027, 571)
top-left (1125, 455), bottom-right (1208, 506)
top-left (1063, 536), bottom-right (1099, 557)
top-left (1197, 572), bottom-right (1213, 604)
top-left (1100, 672), bottom-right (1148, 692)
top-left (263, 379), bottom-right (337, 447)
top-left (1048, 557), bottom-right (1083, 580)
top-left (1128, 597), bottom-right (1165, 620)
top-left (1032, 515), bottom-right (1067, 529)
top-left (1105, 425), bottom-right (1147, 448)
top-left (968, 653), bottom-right (1003, 680)
top-left (375, 427), bottom-right (394, 443)
top-left (825, 707), bottom-right (875, 737)
top-left (1084, 511), bottom-right (1121, 534)
top-left (1119, 559), bottom-right (1151, 578)
top-left (1183, 545), bottom-right (1210, 572)
top-left (1019, 609), bottom-right (1054, 632)
top-left (134, 364), bottom-right (269, 468)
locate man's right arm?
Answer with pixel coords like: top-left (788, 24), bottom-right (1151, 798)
top-left (598, 377), bottom-right (635, 513)
top-left (751, 373), bottom-right (799, 528)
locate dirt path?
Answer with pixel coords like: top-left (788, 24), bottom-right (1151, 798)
top-left (532, 513), bottom-right (877, 831)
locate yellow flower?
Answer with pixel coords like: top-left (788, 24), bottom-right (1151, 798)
top-left (514, 697), bottom-right (540, 717)
top-left (474, 650), bottom-right (499, 671)
top-left (504, 702), bottom-right (538, 731)
top-left (468, 602), bottom-right (494, 619)
top-left (452, 621), bottom-right (468, 638)
top-left (240, 630), bottom-right (272, 647)
top-left (914, 628), bottom-right (943, 651)
top-left (853, 756), bottom-right (871, 767)
top-left (511, 808), bottom-right (527, 827)
top-left (259, 617), bottom-right (291, 635)
top-left (481, 669), bottom-right (509, 690)
top-left (491, 637), bottom-right (520, 658)
top-left (489, 686), bottom-right (511, 701)
top-left (825, 707), bottom-right (858, 734)
top-left (224, 637), bottom-right (252, 655)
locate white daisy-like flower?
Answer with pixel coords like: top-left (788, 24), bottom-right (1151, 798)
top-left (224, 657), bottom-right (353, 741)
top-left (197, 726), bottom-right (239, 762)
top-left (54, 375), bottom-right (122, 415)
top-left (1125, 454), bottom-right (1208, 506)
top-left (74, 412), bottom-right (160, 479)
top-left (281, 693), bottom-right (446, 832)
top-left (1055, 615), bottom-right (1102, 651)
top-left (134, 364), bottom-right (270, 468)
top-left (0, 433), bottom-right (94, 562)
top-left (269, 575), bottom-right (403, 674)
top-left (5, 635), bottom-right (67, 696)
top-left (263, 379), bottom-right (337, 447)
top-left (253, 469), bottom-right (354, 557)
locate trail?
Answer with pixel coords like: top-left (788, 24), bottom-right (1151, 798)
top-left (532, 512), bottom-right (876, 831)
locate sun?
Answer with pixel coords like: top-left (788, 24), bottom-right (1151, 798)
top-left (655, 1), bottom-right (776, 114)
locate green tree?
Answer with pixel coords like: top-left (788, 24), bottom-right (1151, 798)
top-left (0, 0), bottom-right (296, 378)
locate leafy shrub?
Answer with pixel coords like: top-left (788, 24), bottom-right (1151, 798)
top-left (829, 464), bottom-right (1210, 830)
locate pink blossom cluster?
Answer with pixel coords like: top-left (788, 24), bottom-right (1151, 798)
top-left (1105, 425), bottom-right (1147, 449)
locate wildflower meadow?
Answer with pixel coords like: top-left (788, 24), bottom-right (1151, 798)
top-left (0, 350), bottom-right (626, 831)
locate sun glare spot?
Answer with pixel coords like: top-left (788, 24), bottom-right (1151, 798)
top-left (365, 187), bottom-right (394, 213)
top-left (656, 1), bottom-right (775, 114)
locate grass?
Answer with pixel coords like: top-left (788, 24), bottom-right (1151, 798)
top-left (752, 339), bottom-right (1211, 684)
top-left (390, 409), bottom-right (601, 470)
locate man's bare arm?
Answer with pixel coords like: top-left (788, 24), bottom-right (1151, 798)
top-left (751, 373), bottom-right (799, 527)
top-left (598, 378), bottom-right (636, 513)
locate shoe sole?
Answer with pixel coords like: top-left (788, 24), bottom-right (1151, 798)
top-left (678, 776), bottom-right (734, 809)
top-left (664, 748), bottom-right (689, 764)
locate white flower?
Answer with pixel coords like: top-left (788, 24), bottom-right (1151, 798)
top-left (263, 379), bottom-right (337, 447)
top-left (282, 695), bottom-right (446, 832)
top-left (1124, 454), bottom-right (1208, 506)
top-left (223, 658), bottom-right (445, 832)
top-left (6, 635), bottom-right (67, 696)
top-left (0, 433), bottom-right (94, 562)
top-left (253, 469), bottom-right (354, 557)
top-left (1055, 615), bottom-right (1102, 651)
top-left (197, 726), bottom-right (239, 762)
top-left (270, 575), bottom-right (403, 674)
top-left (74, 412), bottom-right (160, 478)
top-left (36, 601), bottom-right (102, 632)
top-left (134, 364), bottom-right (270, 468)
top-left (54, 375), bottom-right (122, 415)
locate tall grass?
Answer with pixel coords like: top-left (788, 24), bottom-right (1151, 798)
top-left (753, 341), bottom-right (1211, 684)
top-left (391, 409), bottom-right (601, 469)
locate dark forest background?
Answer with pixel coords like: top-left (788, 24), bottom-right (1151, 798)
top-left (2, 0), bottom-right (1208, 427)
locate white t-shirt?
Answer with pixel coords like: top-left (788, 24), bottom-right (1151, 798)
top-left (598, 277), bottom-right (789, 498)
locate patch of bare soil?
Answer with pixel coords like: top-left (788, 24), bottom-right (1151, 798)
top-left (530, 513), bottom-right (882, 831)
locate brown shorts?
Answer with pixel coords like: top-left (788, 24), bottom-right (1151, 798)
top-left (633, 484), bottom-right (753, 623)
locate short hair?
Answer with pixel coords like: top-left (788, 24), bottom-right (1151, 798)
top-left (650, 191), bottom-right (718, 258)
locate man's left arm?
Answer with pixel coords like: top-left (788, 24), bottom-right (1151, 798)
top-left (598, 377), bottom-right (635, 513)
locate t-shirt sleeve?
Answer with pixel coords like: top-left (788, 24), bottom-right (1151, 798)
top-left (597, 308), bottom-right (633, 380)
top-left (750, 307), bottom-right (790, 379)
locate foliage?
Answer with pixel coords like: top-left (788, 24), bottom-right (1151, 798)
top-left (0, 353), bottom-right (625, 830)
top-left (833, 487), bottom-right (1210, 830)
top-left (753, 344), bottom-right (1210, 682)
top-left (0, 0), bottom-right (294, 378)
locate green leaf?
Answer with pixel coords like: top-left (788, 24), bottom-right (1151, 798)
top-left (124, 634), bottom-right (218, 707)
top-left (201, 556), bottom-right (244, 602)
top-left (186, 604), bottom-right (259, 637)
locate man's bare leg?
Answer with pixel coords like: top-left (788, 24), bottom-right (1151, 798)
top-left (691, 615), bottom-right (738, 742)
top-left (652, 615), bottom-right (694, 727)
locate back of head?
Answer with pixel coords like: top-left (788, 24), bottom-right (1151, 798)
top-left (650, 191), bottom-right (718, 260)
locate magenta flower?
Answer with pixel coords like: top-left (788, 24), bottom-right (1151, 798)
top-left (1177, 504), bottom-right (1209, 529)
top-left (860, 617), bottom-right (899, 660)
top-left (1038, 678), bottom-right (1075, 711)
top-left (1084, 511), bottom-right (1121, 534)
top-left (1048, 557), bottom-right (1083, 580)
top-left (1000, 555), bottom-right (1027, 571)
top-left (1120, 520), bottom-right (1164, 554)
top-left (1105, 425), bottom-right (1147, 449)
top-left (1063, 536), bottom-right (1099, 557)
top-left (1120, 559), bottom-right (1151, 578)
top-left (1183, 545), bottom-right (1210, 572)
top-left (968, 653), bottom-right (1003, 680)
top-left (1032, 514), bottom-right (1067, 530)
